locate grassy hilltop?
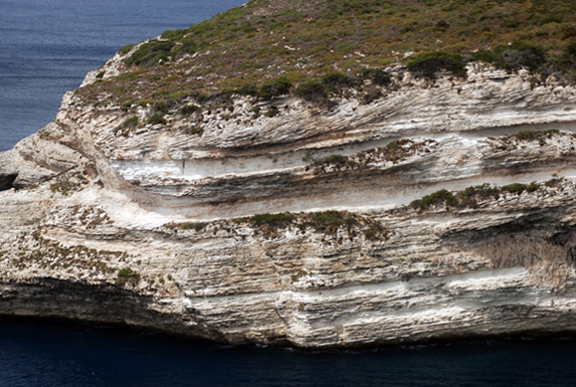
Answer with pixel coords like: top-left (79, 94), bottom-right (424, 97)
top-left (79, 0), bottom-right (576, 109)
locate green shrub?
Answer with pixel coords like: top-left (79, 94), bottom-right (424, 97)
top-left (147, 113), bottom-right (167, 125)
top-left (259, 76), bottom-right (292, 100)
top-left (125, 40), bottom-right (175, 68)
top-left (181, 222), bottom-right (205, 231)
top-left (116, 267), bottom-right (141, 286)
top-left (154, 100), bottom-right (169, 113)
top-left (369, 69), bottom-right (392, 86)
top-left (457, 183), bottom-right (500, 202)
top-left (295, 80), bottom-right (328, 103)
top-left (187, 126), bottom-right (203, 135)
top-left (96, 71), bottom-right (105, 79)
top-left (323, 154), bottom-right (348, 165)
top-left (119, 44), bottom-right (135, 55)
top-left (179, 104), bottom-right (201, 115)
top-left (407, 51), bottom-right (467, 79)
top-left (540, 16), bottom-right (563, 25)
top-left (305, 210), bottom-right (355, 234)
top-left (236, 83), bottom-right (259, 97)
top-left (121, 116), bottom-right (139, 128)
top-left (321, 72), bottom-right (358, 88)
top-left (411, 189), bottom-right (458, 210)
top-left (498, 42), bottom-right (547, 72)
top-left (502, 183), bottom-right (527, 194)
top-left (526, 182), bottom-right (540, 193)
top-left (472, 49), bottom-right (499, 64)
top-left (249, 212), bottom-right (296, 227)
top-left (364, 222), bottom-right (387, 241)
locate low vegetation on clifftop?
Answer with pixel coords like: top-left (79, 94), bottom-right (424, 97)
top-left (77, 0), bottom-right (576, 113)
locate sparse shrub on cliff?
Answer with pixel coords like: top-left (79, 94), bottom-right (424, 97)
top-left (411, 189), bottom-right (458, 210)
top-left (295, 80), bottom-right (328, 104)
top-left (147, 113), bottom-right (167, 125)
top-left (457, 183), bottom-right (500, 208)
top-left (361, 68), bottom-right (391, 86)
top-left (233, 210), bottom-right (389, 241)
top-left (121, 116), bottom-right (139, 128)
top-left (116, 267), bottom-right (140, 286)
top-left (125, 40), bottom-right (174, 68)
top-left (294, 72), bottom-right (358, 105)
top-left (119, 44), bottom-right (135, 56)
top-left (364, 222), bottom-right (387, 241)
top-left (187, 126), bottom-right (203, 135)
top-left (472, 42), bottom-right (547, 74)
top-left (249, 212), bottom-right (296, 227)
top-left (411, 181), bottom-right (546, 212)
top-left (236, 83), bottom-right (259, 97)
top-left (314, 154), bottom-right (358, 169)
top-left (182, 222), bottom-right (206, 231)
top-left (304, 210), bottom-right (357, 235)
top-left (407, 51), bottom-right (467, 79)
top-left (96, 71), bottom-right (105, 79)
top-left (502, 182), bottom-right (540, 194)
top-left (114, 115), bottom-right (140, 137)
top-left (179, 104), bottom-right (201, 115)
top-left (259, 76), bottom-right (292, 100)
top-left (154, 100), bottom-right (169, 113)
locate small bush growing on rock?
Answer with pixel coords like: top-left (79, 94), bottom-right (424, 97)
top-left (179, 104), bottom-right (201, 115)
top-left (121, 116), bottom-right (139, 128)
top-left (180, 222), bottom-right (205, 231)
top-left (364, 222), bottom-right (387, 241)
top-left (295, 80), bottom-right (328, 103)
top-left (361, 68), bottom-right (391, 86)
top-left (294, 72), bottom-right (358, 104)
top-left (502, 183), bottom-right (528, 194)
top-left (154, 100), bottom-right (169, 113)
top-left (187, 126), bottom-right (203, 135)
top-left (545, 177), bottom-right (562, 187)
top-left (259, 76), bottom-right (292, 100)
top-left (116, 267), bottom-right (140, 286)
top-left (476, 42), bottom-right (547, 74)
top-left (411, 189), bottom-right (458, 210)
top-left (236, 83), bottom-right (259, 97)
top-left (526, 182), bottom-right (540, 193)
top-left (456, 183), bottom-right (500, 207)
top-left (147, 113), bottom-right (167, 125)
top-left (321, 154), bottom-right (348, 166)
top-left (247, 213), bottom-right (296, 228)
top-left (125, 40), bottom-right (174, 68)
top-left (407, 51), bottom-right (467, 79)
top-left (304, 210), bottom-right (356, 234)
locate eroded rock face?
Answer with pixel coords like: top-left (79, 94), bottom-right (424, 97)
top-left (1, 63), bottom-right (576, 348)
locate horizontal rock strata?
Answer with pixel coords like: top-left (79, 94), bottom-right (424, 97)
top-left (2, 62), bottom-right (576, 348)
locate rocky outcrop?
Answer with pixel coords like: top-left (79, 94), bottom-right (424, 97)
top-left (2, 59), bottom-right (576, 348)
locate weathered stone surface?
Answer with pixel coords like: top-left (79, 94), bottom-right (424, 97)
top-left (1, 62), bottom-right (576, 348)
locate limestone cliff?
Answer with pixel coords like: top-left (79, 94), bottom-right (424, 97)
top-left (2, 0), bottom-right (576, 348)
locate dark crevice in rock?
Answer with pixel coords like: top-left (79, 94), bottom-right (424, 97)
top-left (0, 173), bottom-right (17, 191)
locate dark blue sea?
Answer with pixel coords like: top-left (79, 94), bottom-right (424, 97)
top-left (1, 1), bottom-right (576, 385)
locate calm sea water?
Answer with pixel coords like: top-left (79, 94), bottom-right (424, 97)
top-left (1, 317), bottom-right (576, 387)
top-left (0, 0), bottom-right (245, 151)
top-left (1, 1), bottom-right (576, 385)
